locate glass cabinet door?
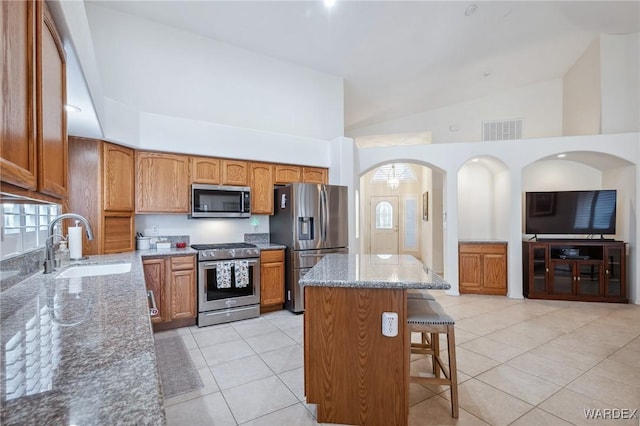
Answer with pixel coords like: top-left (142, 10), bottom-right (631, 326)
top-left (549, 260), bottom-right (574, 295)
top-left (604, 245), bottom-right (624, 298)
top-left (576, 262), bottom-right (602, 296)
top-left (531, 245), bottom-right (549, 294)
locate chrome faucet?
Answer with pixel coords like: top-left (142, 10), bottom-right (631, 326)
top-left (44, 213), bottom-right (94, 274)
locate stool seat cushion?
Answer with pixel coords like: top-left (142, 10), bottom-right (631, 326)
top-left (407, 299), bottom-right (455, 325)
top-left (407, 290), bottom-right (435, 300)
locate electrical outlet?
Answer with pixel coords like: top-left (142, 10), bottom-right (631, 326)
top-left (152, 225), bottom-right (159, 235)
top-left (382, 312), bottom-right (398, 337)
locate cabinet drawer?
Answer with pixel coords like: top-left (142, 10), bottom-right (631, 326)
top-left (459, 243), bottom-right (506, 255)
top-left (170, 255), bottom-right (196, 271)
top-left (261, 249), bottom-right (284, 263)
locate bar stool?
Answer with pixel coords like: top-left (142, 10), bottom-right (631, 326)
top-left (407, 298), bottom-right (459, 418)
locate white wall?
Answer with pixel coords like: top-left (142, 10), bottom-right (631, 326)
top-left (562, 38), bottom-right (601, 136)
top-left (84, 3), bottom-right (344, 143)
top-left (458, 163), bottom-right (495, 239)
top-left (347, 79), bottom-right (564, 143)
top-left (601, 33), bottom-right (640, 134)
top-left (136, 214), bottom-right (270, 245)
top-left (358, 133), bottom-right (640, 302)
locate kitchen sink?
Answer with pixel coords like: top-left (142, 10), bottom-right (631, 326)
top-left (56, 263), bottom-right (132, 279)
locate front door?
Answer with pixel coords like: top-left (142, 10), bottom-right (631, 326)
top-left (369, 196), bottom-right (399, 254)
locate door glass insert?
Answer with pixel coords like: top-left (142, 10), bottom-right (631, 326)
top-left (375, 201), bottom-right (393, 229)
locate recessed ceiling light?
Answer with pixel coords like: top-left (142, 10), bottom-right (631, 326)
top-left (557, 153), bottom-right (567, 158)
top-left (65, 104), bottom-right (81, 113)
top-left (472, 158), bottom-right (480, 162)
top-left (324, 0), bottom-right (336, 8)
top-left (465, 4), bottom-right (477, 16)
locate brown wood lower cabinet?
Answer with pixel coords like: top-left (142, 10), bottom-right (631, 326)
top-left (143, 254), bottom-right (197, 330)
top-left (458, 242), bottom-right (508, 295)
top-left (523, 240), bottom-right (627, 303)
top-left (260, 249), bottom-right (285, 313)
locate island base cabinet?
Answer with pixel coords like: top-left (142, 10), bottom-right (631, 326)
top-left (304, 286), bottom-right (409, 426)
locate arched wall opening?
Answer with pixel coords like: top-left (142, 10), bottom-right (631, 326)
top-left (359, 161), bottom-right (446, 275)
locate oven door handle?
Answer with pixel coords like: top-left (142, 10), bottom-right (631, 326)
top-left (200, 260), bottom-right (258, 268)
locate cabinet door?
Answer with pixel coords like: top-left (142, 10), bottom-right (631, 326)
top-left (604, 244), bottom-right (625, 298)
top-left (0, 0), bottom-right (37, 190)
top-left (250, 162), bottom-right (274, 214)
top-left (221, 160), bottom-right (248, 186)
top-left (483, 252), bottom-right (507, 294)
top-left (191, 156), bottom-right (220, 184)
top-left (458, 252), bottom-right (482, 293)
top-left (528, 244), bottom-right (549, 296)
top-left (103, 143), bottom-right (134, 211)
top-left (302, 167), bottom-right (327, 184)
top-left (102, 213), bottom-right (134, 253)
top-left (549, 260), bottom-right (575, 296)
top-left (136, 152), bottom-right (190, 213)
top-left (575, 262), bottom-right (602, 297)
top-left (274, 165), bottom-right (301, 184)
top-left (143, 258), bottom-right (166, 324)
top-left (36, 3), bottom-right (67, 198)
top-left (169, 256), bottom-right (196, 320)
top-left (260, 250), bottom-right (285, 307)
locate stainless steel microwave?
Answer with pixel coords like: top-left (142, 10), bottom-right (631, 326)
top-left (191, 184), bottom-right (251, 218)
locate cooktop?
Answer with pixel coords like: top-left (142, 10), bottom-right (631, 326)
top-left (191, 242), bottom-right (257, 251)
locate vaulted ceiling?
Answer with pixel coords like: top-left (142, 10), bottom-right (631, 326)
top-left (65, 1), bottom-right (640, 138)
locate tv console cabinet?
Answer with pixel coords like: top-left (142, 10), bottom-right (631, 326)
top-left (523, 240), bottom-right (627, 303)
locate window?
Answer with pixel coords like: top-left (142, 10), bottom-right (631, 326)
top-left (372, 164), bottom-right (417, 183)
top-left (375, 201), bottom-right (393, 229)
top-left (1, 203), bottom-right (60, 259)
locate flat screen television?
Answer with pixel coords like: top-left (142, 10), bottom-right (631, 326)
top-left (525, 190), bottom-right (617, 236)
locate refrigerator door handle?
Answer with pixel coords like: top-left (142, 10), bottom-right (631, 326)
top-left (320, 186), bottom-right (328, 243)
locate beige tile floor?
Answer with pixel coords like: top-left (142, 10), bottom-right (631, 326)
top-left (155, 294), bottom-right (640, 425)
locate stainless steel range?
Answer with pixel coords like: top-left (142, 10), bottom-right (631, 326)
top-left (192, 242), bottom-right (261, 327)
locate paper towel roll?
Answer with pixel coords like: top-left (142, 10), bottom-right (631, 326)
top-left (68, 227), bottom-right (83, 260)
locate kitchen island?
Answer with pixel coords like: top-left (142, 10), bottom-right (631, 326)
top-left (300, 254), bottom-right (450, 426)
top-left (0, 247), bottom-right (195, 425)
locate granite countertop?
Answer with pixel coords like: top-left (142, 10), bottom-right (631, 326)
top-left (254, 243), bottom-right (287, 250)
top-left (0, 248), bottom-right (196, 424)
top-left (299, 253), bottom-right (450, 290)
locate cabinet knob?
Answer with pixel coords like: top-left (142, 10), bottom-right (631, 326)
top-left (577, 276), bottom-right (581, 281)
top-left (605, 269), bottom-right (609, 275)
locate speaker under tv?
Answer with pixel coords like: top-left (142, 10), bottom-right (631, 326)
top-left (525, 190), bottom-right (617, 236)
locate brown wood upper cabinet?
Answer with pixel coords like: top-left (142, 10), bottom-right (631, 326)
top-left (1, 1), bottom-right (67, 199)
top-left (250, 162), bottom-right (274, 215)
top-left (191, 156), bottom-right (220, 184)
top-left (221, 160), bottom-right (248, 186)
top-left (68, 137), bottom-right (135, 255)
top-left (1, 0), bottom-right (37, 191)
top-left (302, 167), bottom-right (328, 184)
top-left (274, 165), bottom-right (302, 184)
top-left (37, 2), bottom-right (67, 199)
top-left (136, 151), bottom-right (190, 213)
top-left (103, 143), bottom-right (135, 211)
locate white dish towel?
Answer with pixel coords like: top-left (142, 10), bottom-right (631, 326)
top-left (216, 262), bottom-right (231, 289)
top-left (235, 261), bottom-right (249, 288)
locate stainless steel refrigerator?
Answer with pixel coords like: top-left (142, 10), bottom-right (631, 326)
top-left (269, 183), bottom-right (349, 313)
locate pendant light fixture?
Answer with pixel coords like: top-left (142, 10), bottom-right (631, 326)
top-left (387, 164), bottom-right (399, 190)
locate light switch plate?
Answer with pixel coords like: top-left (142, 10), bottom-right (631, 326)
top-left (382, 312), bottom-right (398, 337)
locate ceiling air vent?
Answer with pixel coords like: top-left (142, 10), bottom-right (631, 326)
top-left (482, 119), bottom-right (523, 141)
